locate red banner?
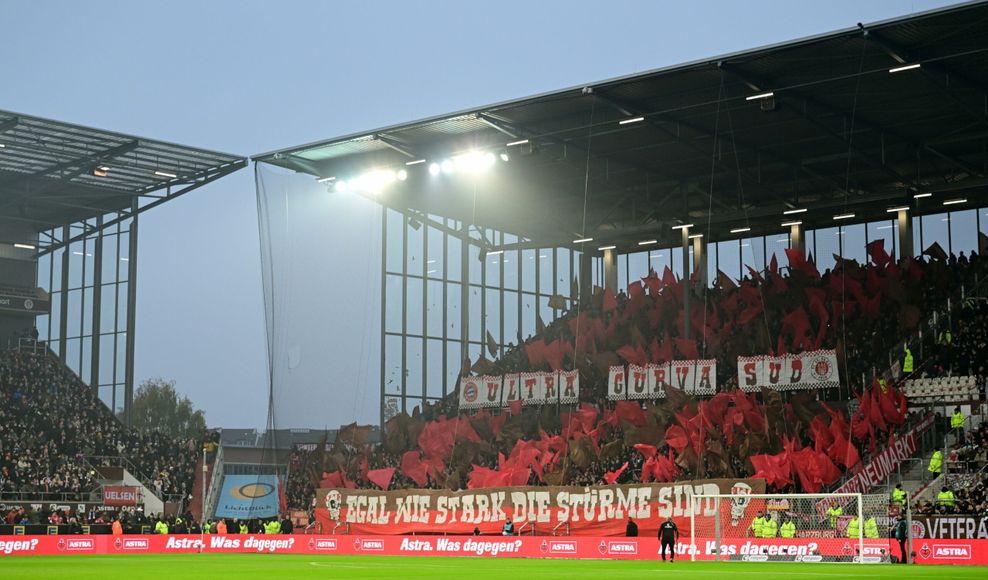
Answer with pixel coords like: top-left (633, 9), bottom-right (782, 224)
top-left (315, 479), bottom-right (765, 537)
top-left (0, 534), bottom-right (986, 565)
top-left (102, 486), bottom-right (140, 507)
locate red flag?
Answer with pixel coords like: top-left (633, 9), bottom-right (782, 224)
top-left (575, 403), bottom-right (599, 433)
top-left (613, 400), bottom-right (647, 427)
top-left (785, 248), bottom-right (820, 279)
top-left (320, 471), bottom-right (344, 489)
top-left (665, 425), bottom-right (689, 452)
top-left (604, 462), bottom-right (629, 485)
top-left (633, 443), bottom-right (658, 459)
top-left (602, 288), bottom-right (618, 312)
top-left (866, 239), bottom-right (892, 268)
top-left (366, 467), bottom-right (396, 491)
top-left (400, 451), bottom-right (429, 487)
top-left (672, 337), bottom-right (698, 359)
top-left (509, 399), bottom-right (523, 415)
top-left (750, 452), bottom-right (793, 489)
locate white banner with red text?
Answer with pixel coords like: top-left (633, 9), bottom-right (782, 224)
top-left (458, 371), bottom-right (580, 410)
top-left (607, 361), bottom-right (717, 400)
top-left (737, 350), bottom-right (840, 392)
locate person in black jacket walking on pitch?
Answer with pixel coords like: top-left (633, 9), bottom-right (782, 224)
top-left (658, 517), bottom-right (679, 562)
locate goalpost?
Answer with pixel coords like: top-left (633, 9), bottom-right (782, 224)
top-left (686, 492), bottom-right (894, 564)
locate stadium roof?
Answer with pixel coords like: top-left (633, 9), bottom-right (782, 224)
top-left (0, 109), bottom-right (246, 253)
top-left (256, 1), bottom-right (988, 251)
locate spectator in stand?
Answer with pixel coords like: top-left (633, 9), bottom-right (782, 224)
top-left (0, 351), bottom-right (199, 502)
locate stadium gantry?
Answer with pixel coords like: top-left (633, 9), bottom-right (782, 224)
top-left (255, 1), bottom-right (988, 426)
top-left (0, 109), bottom-right (246, 422)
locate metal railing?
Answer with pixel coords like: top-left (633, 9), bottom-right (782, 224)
top-left (84, 455), bottom-right (163, 502)
top-left (202, 445), bottom-right (225, 521)
top-left (0, 490), bottom-right (100, 503)
top-left (517, 522), bottom-right (536, 536)
top-left (304, 521), bottom-right (323, 535)
top-left (332, 521), bottom-right (350, 535)
top-left (551, 521), bottom-right (570, 536)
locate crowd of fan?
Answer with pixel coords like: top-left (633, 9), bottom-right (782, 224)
top-left (911, 418), bottom-right (988, 517)
top-left (283, 250), bottom-right (987, 509)
top-left (1, 504), bottom-right (295, 536)
top-left (0, 351), bottom-right (199, 501)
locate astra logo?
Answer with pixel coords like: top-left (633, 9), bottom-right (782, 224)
top-left (607, 541), bottom-right (637, 554)
top-left (121, 538), bottom-right (149, 551)
top-left (933, 545), bottom-right (971, 559)
top-left (549, 541), bottom-right (577, 554)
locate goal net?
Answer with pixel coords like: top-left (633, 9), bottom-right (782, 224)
top-left (687, 492), bottom-right (895, 563)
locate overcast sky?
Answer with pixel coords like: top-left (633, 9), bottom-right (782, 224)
top-left (0, 0), bottom-right (959, 429)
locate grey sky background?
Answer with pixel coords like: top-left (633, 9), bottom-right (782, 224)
top-left (0, 0), bottom-right (958, 429)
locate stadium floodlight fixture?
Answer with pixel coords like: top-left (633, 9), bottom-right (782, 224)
top-left (91, 166), bottom-right (109, 177)
top-left (428, 162), bottom-right (441, 175)
top-left (833, 213), bottom-right (855, 220)
top-left (886, 206), bottom-right (909, 213)
top-left (638, 239), bottom-right (658, 246)
top-left (316, 176), bottom-right (336, 183)
top-left (943, 198), bottom-right (967, 206)
top-left (781, 220), bottom-right (802, 227)
top-left (487, 249), bottom-right (504, 256)
top-left (154, 170), bottom-right (177, 178)
top-left (889, 63), bottom-right (921, 73)
top-left (671, 223), bottom-right (693, 230)
top-left (913, 192), bottom-right (932, 199)
top-left (783, 208), bottom-right (807, 215)
top-left (573, 237), bottom-right (593, 244)
top-left (688, 233), bottom-right (703, 239)
top-left (499, 152), bottom-right (510, 162)
top-left (397, 170), bottom-right (408, 181)
top-left (506, 139), bottom-right (529, 147)
top-left (13, 243), bottom-right (35, 250)
top-left (405, 159), bottom-right (427, 166)
top-left (597, 245), bottom-right (616, 251)
top-left (0, 143), bottom-right (5, 148)
top-left (451, 151), bottom-right (497, 172)
top-left (745, 91), bottom-right (774, 101)
top-left (440, 160), bottom-right (455, 174)
top-left (335, 180), bottom-right (348, 192)
top-left (618, 116), bottom-right (645, 125)
top-left (730, 227), bottom-right (751, 234)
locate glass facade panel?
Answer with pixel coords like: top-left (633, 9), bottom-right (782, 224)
top-left (814, 226), bottom-right (840, 273)
top-left (950, 210), bottom-right (977, 258)
top-left (921, 213), bottom-right (949, 254)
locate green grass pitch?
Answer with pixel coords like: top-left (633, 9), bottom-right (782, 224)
top-left (1, 555), bottom-right (985, 579)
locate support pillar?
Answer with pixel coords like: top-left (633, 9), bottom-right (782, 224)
top-left (692, 235), bottom-right (706, 288)
top-left (790, 222), bottom-right (804, 254)
top-left (579, 251), bottom-right (592, 305)
top-left (682, 227), bottom-right (691, 339)
top-left (603, 248), bottom-right (618, 294)
top-left (897, 209), bottom-right (913, 260)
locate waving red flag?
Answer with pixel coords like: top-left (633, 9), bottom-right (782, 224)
top-left (400, 451), bottom-right (429, 487)
top-left (366, 468), bottom-right (396, 491)
top-left (604, 462), bottom-right (629, 485)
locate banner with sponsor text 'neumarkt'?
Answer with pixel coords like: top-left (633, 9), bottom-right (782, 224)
top-left (315, 479), bottom-right (765, 536)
